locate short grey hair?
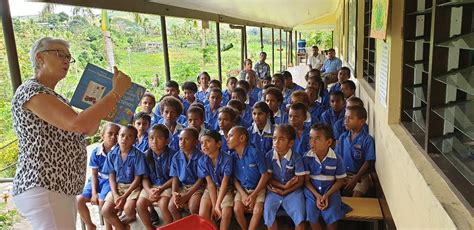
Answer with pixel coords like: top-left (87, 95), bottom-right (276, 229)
top-left (29, 37), bottom-right (70, 72)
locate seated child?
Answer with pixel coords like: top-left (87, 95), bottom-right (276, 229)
top-left (304, 124), bottom-right (348, 230)
top-left (222, 77), bottom-right (237, 106)
top-left (227, 99), bottom-right (251, 129)
top-left (169, 128), bottom-right (205, 220)
top-left (341, 80), bottom-right (356, 99)
top-left (306, 86), bottom-right (325, 124)
top-left (289, 103), bottom-right (311, 156)
top-left (248, 101), bottom-right (275, 155)
top-left (198, 130), bottom-right (234, 229)
top-left (244, 70), bottom-right (263, 102)
top-left (282, 70), bottom-right (304, 96)
top-left (196, 72), bottom-right (210, 103)
top-left (102, 125), bottom-right (146, 229)
top-left (306, 74), bottom-right (329, 109)
top-left (336, 106), bottom-right (375, 197)
top-left (134, 112), bottom-right (151, 153)
top-left (271, 73), bottom-right (291, 104)
top-left (263, 87), bottom-right (288, 125)
top-left (157, 96), bottom-right (185, 151)
top-left (77, 123), bottom-right (119, 230)
top-left (333, 97), bottom-right (365, 140)
top-left (137, 124), bottom-right (176, 228)
top-left (304, 68), bottom-right (321, 81)
top-left (329, 67), bottom-right (350, 94)
top-left (264, 124), bottom-right (306, 230)
top-left (139, 92), bottom-right (160, 126)
top-left (217, 106), bottom-right (238, 153)
top-left (205, 88), bottom-right (223, 130)
top-left (209, 79), bottom-right (222, 90)
top-left (321, 91), bottom-right (346, 135)
top-left (182, 81), bottom-right (202, 114)
top-left (187, 105), bottom-right (209, 136)
top-left (154, 80), bottom-right (182, 116)
top-left (231, 87), bottom-right (253, 124)
top-left (236, 80), bottom-right (257, 107)
top-left (228, 126), bottom-right (270, 230)
top-left (262, 75), bottom-right (272, 88)
top-left (289, 91), bottom-right (312, 126)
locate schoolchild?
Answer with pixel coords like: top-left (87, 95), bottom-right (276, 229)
top-left (320, 91), bottom-right (346, 132)
top-left (187, 105), bottom-right (209, 137)
top-left (271, 73), bottom-right (291, 104)
top-left (341, 80), bottom-right (356, 99)
top-left (329, 67), bottom-right (350, 94)
top-left (231, 87), bottom-right (253, 124)
top-left (244, 70), bottom-right (263, 102)
top-left (209, 79), bottom-right (222, 90)
top-left (133, 112), bottom-right (151, 153)
top-left (139, 92), bottom-right (160, 126)
top-left (333, 97), bottom-right (367, 140)
top-left (196, 71), bottom-right (211, 103)
top-left (182, 81), bottom-right (202, 114)
top-left (262, 75), bottom-right (272, 88)
top-left (289, 91), bottom-right (313, 126)
top-left (222, 77), bottom-right (237, 106)
top-left (227, 99), bottom-right (252, 129)
top-left (306, 74), bottom-right (329, 109)
top-left (306, 86), bottom-right (325, 124)
top-left (205, 88), bottom-right (223, 130)
top-left (157, 96), bottom-right (185, 151)
top-left (263, 87), bottom-right (288, 125)
top-left (288, 103), bottom-right (311, 156)
top-left (282, 70), bottom-right (304, 97)
top-left (236, 80), bottom-right (257, 107)
top-left (248, 101), bottom-right (275, 155)
top-left (217, 106), bottom-right (238, 153)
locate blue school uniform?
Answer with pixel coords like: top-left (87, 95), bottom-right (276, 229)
top-left (236, 117), bottom-right (252, 129)
top-left (249, 87), bottom-right (263, 103)
top-left (303, 148), bottom-right (349, 225)
top-left (198, 151), bottom-right (233, 187)
top-left (264, 149), bottom-right (306, 227)
top-left (332, 119), bottom-right (346, 140)
top-left (282, 88), bottom-right (293, 104)
top-left (318, 89), bottom-right (330, 110)
top-left (218, 130), bottom-right (230, 154)
top-left (169, 149), bottom-right (204, 186)
top-left (335, 128), bottom-right (376, 174)
top-left (221, 89), bottom-right (232, 106)
top-left (321, 108), bottom-right (345, 127)
top-left (231, 145), bottom-right (267, 190)
top-left (329, 82), bottom-right (342, 94)
top-left (308, 102), bottom-right (325, 124)
top-left (157, 118), bottom-right (185, 151)
top-left (82, 144), bottom-right (112, 200)
top-left (103, 146), bottom-right (146, 184)
top-left (274, 109), bottom-right (288, 125)
top-left (205, 104), bottom-right (221, 130)
top-left (196, 90), bottom-right (209, 104)
top-left (153, 106), bottom-right (187, 126)
top-left (183, 98), bottom-right (203, 115)
top-left (247, 120), bottom-right (274, 155)
top-left (135, 132), bottom-right (149, 153)
top-left (144, 147), bottom-right (175, 186)
top-left (242, 106), bottom-right (253, 125)
top-left (292, 126), bottom-right (311, 156)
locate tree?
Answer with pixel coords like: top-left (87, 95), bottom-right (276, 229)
top-left (101, 10), bottom-right (115, 71)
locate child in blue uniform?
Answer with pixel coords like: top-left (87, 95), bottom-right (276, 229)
top-left (168, 128), bottom-right (205, 220)
top-left (196, 72), bottom-right (211, 103)
top-left (333, 97), bottom-right (367, 140)
top-left (227, 99), bottom-right (252, 129)
top-left (236, 80), bottom-right (258, 107)
top-left (321, 91), bottom-right (345, 133)
top-left (198, 130), bottom-right (234, 230)
top-left (263, 87), bottom-right (288, 125)
top-left (264, 124), bottom-right (306, 230)
top-left (209, 79), bottom-right (222, 90)
top-left (218, 107), bottom-right (238, 153)
top-left (222, 77), bottom-right (237, 106)
top-left (289, 103), bottom-right (311, 156)
top-left (187, 105), bottom-right (209, 137)
top-left (139, 92), bottom-right (160, 126)
top-left (304, 124), bottom-right (348, 230)
top-left (248, 101), bottom-right (275, 155)
top-left (137, 124), bottom-right (176, 227)
top-left (157, 96), bottom-right (185, 151)
top-left (329, 66), bottom-right (350, 94)
top-left (134, 112), bottom-right (151, 153)
top-left (228, 126), bottom-right (270, 230)
top-left (245, 70), bottom-right (263, 102)
top-left (336, 106), bottom-right (375, 197)
top-left (205, 88), bottom-right (222, 130)
top-left (289, 91), bottom-right (313, 126)
top-left (341, 80), bottom-right (356, 100)
top-left (102, 125), bottom-right (146, 229)
top-left (306, 74), bottom-right (329, 110)
top-left (306, 86), bottom-right (325, 124)
top-left (231, 87), bottom-right (253, 124)
top-left (77, 123), bottom-right (119, 230)
top-left (182, 81), bottom-right (202, 114)
top-left (271, 73), bottom-right (291, 104)
top-left (282, 70), bottom-right (304, 97)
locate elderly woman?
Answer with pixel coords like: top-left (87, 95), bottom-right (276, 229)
top-left (11, 37), bottom-right (131, 229)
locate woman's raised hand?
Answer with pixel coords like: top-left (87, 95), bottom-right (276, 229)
top-left (112, 66), bottom-right (132, 97)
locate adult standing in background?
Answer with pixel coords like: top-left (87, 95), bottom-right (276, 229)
top-left (320, 48), bottom-right (342, 85)
top-left (254, 52), bottom-right (271, 80)
top-left (11, 37), bottom-right (131, 229)
top-left (307, 45), bottom-right (325, 70)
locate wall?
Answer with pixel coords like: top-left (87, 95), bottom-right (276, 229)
top-left (333, 0), bottom-right (474, 228)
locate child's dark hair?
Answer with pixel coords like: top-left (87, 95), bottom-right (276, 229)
top-left (263, 84), bottom-right (276, 90)
top-left (236, 80), bottom-right (250, 91)
top-left (166, 80), bottom-right (179, 90)
top-left (160, 95), bottom-right (184, 115)
top-left (190, 102), bottom-right (205, 112)
top-left (101, 122), bottom-right (120, 136)
top-left (197, 71), bottom-right (211, 81)
top-left (289, 102), bottom-right (308, 113)
top-left (219, 106), bottom-right (238, 122)
top-left (187, 106), bottom-right (205, 120)
top-left (232, 126), bottom-right (249, 143)
top-left (347, 97), bottom-right (364, 107)
top-left (275, 124), bottom-right (296, 141)
top-left (305, 68), bottom-right (321, 81)
top-left (281, 70), bottom-right (292, 80)
top-left (309, 75), bottom-right (325, 98)
top-left (182, 127), bottom-right (199, 141)
top-left (263, 75), bottom-right (272, 82)
top-left (339, 66), bottom-right (351, 76)
top-left (227, 76), bottom-right (237, 85)
top-left (122, 125), bottom-right (138, 139)
top-left (133, 112), bottom-right (151, 125)
top-left (232, 87), bottom-right (247, 100)
top-left (347, 105), bottom-right (368, 120)
top-left (272, 73), bottom-right (284, 83)
top-left (141, 92), bottom-right (156, 104)
top-left (227, 99), bottom-right (245, 113)
top-left (291, 91), bottom-right (310, 107)
top-left (263, 87), bottom-right (284, 103)
top-left (208, 87), bottom-right (223, 98)
top-left (253, 101), bottom-right (275, 125)
top-left (202, 130), bottom-right (222, 144)
top-left (329, 91), bottom-right (345, 101)
top-left (305, 86), bottom-right (319, 98)
top-left (182, 81), bottom-right (198, 93)
top-left (311, 123), bottom-right (334, 141)
top-left (149, 124), bottom-right (170, 140)
top-left (341, 80), bottom-right (356, 90)
top-left (209, 79), bottom-right (222, 89)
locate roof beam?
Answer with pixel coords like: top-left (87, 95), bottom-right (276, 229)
top-left (30, 0), bottom-right (292, 30)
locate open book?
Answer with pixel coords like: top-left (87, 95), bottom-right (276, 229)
top-left (70, 63), bottom-right (146, 125)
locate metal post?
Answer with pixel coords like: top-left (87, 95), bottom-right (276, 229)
top-left (240, 27), bottom-right (245, 69)
top-left (285, 31), bottom-right (288, 69)
top-left (1, 0), bottom-right (22, 92)
top-left (279, 29), bottom-right (282, 72)
top-left (260, 27), bottom-right (263, 52)
top-left (289, 31), bottom-right (292, 67)
top-left (160, 16), bottom-right (170, 82)
top-left (271, 28), bottom-right (274, 74)
top-left (216, 22), bottom-right (222, 82)
top-left (294, 30), bottom-right (298, 66)
top-left (243, 25), bottom-right (247, 60)
top-left (331, 30), bottom-right (334, 48)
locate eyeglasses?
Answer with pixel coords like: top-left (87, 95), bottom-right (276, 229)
top-left (41, 49), bottom-right (76, 64)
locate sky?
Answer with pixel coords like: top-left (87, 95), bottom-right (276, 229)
top-left (8, 0), bottom-right (99, 17)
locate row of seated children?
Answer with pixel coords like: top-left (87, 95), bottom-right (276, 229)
top-left (77, 103), bottom-right (374, 230)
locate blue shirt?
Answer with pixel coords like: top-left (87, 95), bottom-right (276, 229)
top-left (198, 151), bottom-right (233, 187)
top-left (303, 148), bottom-right (346, 193)
top-left (231, 145), bottom-right (267, 190)
top-left (89, 143), bottom-right (111, 180)
top-left (321, 108), bottom-right (345, 127)
top-left (287, 83), bottom-right (305, 96)
top-left (321, 57), bottom-right (342, 73)
top-left (205, 104), bottom-right (220, 130)
top-left (196, 90), bottom-right (209, 104)
top-left (104, 146), bottom-right (146, 184)
top-left (219, 130), bottom-right (230, 154)
top-left (329, 82), bottom-right (342, 94)
top-left (221, 90), bottom-right (232, 107)
top-left (157, 118), bottom-right (185, 151)
top-left (242, 106), bottom-right (253, 125)
top-left (249, 87), bottom-right (263, 103)
top-left (274, 109), bottom-right (288, 125)
top-left (266, 149), bottom-right (305, 184)
top-left (183, 98), bottom-right (203, 115)
top-left (293, 126), bottom-right (311, 156)
top-left (318, 89), bottom-right (330, 110)
top-left (308, 102), bottom-right (325, 124)
top-left (144, 147), bottom-right (175, 186)
top-left (135, 132), bottom-right (149, 153)
top-left (169, 149), bottom-right (204, 186)
top-left (248, 120), bottom-right (274, 155)
top-left (236, 117), bottom-right (252, 129)
top-left (332, 119), bottom-right (346, 140)
top-left (335, 128), bottom-right (375, 174)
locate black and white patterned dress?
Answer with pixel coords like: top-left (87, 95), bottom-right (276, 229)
top-left (11, 78), bottom-right (87, 196)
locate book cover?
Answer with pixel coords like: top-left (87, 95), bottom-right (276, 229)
top-left (70, 63), bottom-right (146, 125)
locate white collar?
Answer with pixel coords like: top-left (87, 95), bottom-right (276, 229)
top-left (306, 148), bottom-right (337, 164)
top-left (96, 143), bottom-right (107, 157)
top-left (272, 149), bottom-right (293, 168)
top-left (274, 109), bottom-right (282, 117)
top-left (199, 124), bottom-right (207, 137)
top-left (252, 119), bottom-right (272, 135)
top-left (305, 111), bottom-right (311, 123)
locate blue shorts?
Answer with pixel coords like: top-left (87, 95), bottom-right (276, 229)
top-left (81, 178), bottom-right (110, 201)
top-left (304, 187), bottom-right (351, 225)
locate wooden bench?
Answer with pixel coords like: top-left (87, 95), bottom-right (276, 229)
top-left (342, 197), bottom-right (383, 229)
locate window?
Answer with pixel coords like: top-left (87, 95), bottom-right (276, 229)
top-left (402, 0), bottom-right (474, 207)
top-left (363, 0), bottom-right (376, 87)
